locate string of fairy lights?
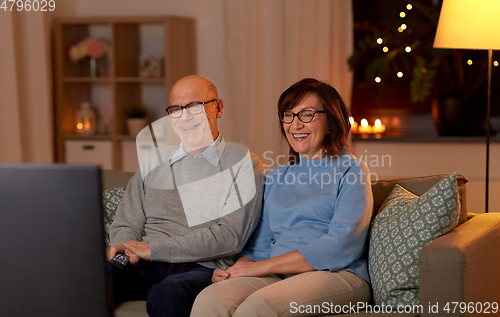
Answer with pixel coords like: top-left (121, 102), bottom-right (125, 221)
top-left (373, 3), bottom-right (499, 85)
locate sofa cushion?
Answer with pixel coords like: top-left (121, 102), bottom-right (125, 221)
top-left (102, 186), bottom-right (127, 246)
top-left (368, 173), bottom-right (461, 308)
top-left (371, 174), bottom-right (468, 226)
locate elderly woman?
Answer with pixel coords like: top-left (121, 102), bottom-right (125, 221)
top-left (191, 78), bottom-right (373, 317)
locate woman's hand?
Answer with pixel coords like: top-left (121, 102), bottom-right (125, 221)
top-left (226, 260), bottom-right (270, 279)
top-left (212, 269), bottom-right (230, 283)
top-left (225, 251), bottom-right (315, 279)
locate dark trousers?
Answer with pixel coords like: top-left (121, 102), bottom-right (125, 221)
top-left (108, 261), bottom-right (213, 317)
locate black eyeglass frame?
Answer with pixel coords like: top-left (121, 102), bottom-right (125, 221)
top-left (278, 110), bottom-right (327, 124)
top-left (166, 99), bottom-right (218, 118)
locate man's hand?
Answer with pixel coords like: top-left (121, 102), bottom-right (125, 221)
top-left (123, 240), bottom-right (151, 262)
top-left (106, 244), bottom-right (126, 260)
top-left (212, 269), bottom-right (230, 283)
top-left (106, 242), bottom-right (145, 265)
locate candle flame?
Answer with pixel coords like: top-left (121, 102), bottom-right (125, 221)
top-left (84, 117), bottom-right (91, 131)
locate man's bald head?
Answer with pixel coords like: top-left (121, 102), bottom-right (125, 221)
top-left (169, 75), bottom-right (218, 104)
top-left (168, 75), bottom-right (224, 156)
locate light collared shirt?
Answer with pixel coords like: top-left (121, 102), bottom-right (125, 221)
top-left (169, 133), bottom-right (225, 167)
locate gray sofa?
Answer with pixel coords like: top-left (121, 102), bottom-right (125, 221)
top-left (102, 170), bottom-right (500, 317)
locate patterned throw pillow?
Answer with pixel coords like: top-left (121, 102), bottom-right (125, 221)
top-left (102, 187), bottom-right (127, 246)
top-left (368, 173), bottom-right (460, 308)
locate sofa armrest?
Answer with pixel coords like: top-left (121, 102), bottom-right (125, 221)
top-left (418, 212), bottom-right (500, 317)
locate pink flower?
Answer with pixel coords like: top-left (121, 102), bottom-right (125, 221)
top-left (86, 38), bottom-right (104, 59)
top-left (68, 37), bottom-right (110, 62)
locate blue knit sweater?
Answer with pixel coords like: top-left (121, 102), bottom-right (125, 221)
top-left (239, 149), bottom-right (373, 282)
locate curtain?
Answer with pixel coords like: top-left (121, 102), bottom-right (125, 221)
top-left (222, 0), bottom-right (353, 168)
top-left (0, 12), bottom-right (53, 163)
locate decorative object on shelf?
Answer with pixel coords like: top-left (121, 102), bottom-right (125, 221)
top-left (434, 0), bottom-right (500, 213)
top-left (351, 118), bottom-right (386, 137)
top-left (89, 57), bottom-right (98, 78)
top-left (372, 119), bottom-right (386, 134)
top-left (125, 102), bottom-right (148, 136)
top-left (349, 116), bottom-right (358, 134)
top-left (357, 119), bottom-right (373, 134)
top-left (139, 55), bottom-right (163, 77)
top-left (76, 101), bottom-right (96, 135)
top-left (69, 37), bottom-right (111, 77)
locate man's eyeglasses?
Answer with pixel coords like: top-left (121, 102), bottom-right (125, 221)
top-left (166, 99), bottom-right (218, 118)
top-left (278, 110), bottom-right (327, 124)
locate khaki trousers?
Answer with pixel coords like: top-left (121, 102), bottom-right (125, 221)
top-left (190, 270), bottom-right (371, 317)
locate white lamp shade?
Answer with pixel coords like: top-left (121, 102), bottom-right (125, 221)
top-left (434, 0), bottom-right (500, 50)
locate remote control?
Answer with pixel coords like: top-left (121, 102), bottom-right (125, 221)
top-left (109, 253), bottom-right (130, 269)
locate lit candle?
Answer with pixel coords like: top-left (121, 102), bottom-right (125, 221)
top-left (372, 119), bottom-right (386, 133)
top-left (76, 101), bottom-right (96, 135)
top-left (349, 117), bottom-right (358, 134)
top-left (357, 118), bottom-right (372, 134)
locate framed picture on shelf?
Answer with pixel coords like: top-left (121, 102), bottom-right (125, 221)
top-left (139, 56), bottom-right (163, 77)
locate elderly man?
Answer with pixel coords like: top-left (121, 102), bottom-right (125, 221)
top-left (107, 75), bottom-right (265, 317)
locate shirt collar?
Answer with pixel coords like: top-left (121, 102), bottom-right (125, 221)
top-left (170, 133), bottom-right (225, 167)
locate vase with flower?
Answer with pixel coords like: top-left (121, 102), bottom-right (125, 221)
top-left (69, 37), bottom-right (111, 77)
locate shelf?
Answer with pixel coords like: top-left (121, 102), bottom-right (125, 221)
top-left (352, 135), bottom-right (500, 143)
top-left (62, 77), bottom-right (113, 83)
top-left (115, 77), bottom-right (165, 83)
top-left (114, 135), bottom-right (138, 141)
top-left (63, 134), bottom-right (113, 140)
top-left (61, 77), bottom-right (165, 83)
top-left (54, 16), bottom-right (196, 170)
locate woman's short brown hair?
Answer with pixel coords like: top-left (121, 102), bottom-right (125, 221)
top-left (277, 78), bottom-right (353, 164)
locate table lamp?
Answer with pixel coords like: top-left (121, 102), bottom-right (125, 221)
top-left (434, 0), bottom-right (500, 213)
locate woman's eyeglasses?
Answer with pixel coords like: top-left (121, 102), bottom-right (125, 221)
top-left (278, 110), bottom-right (326, 124)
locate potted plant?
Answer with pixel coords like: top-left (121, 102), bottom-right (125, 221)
top-left (125, 102), bottom-right (148, 136)
top-left (348, 0), bottom-right (498, 135)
